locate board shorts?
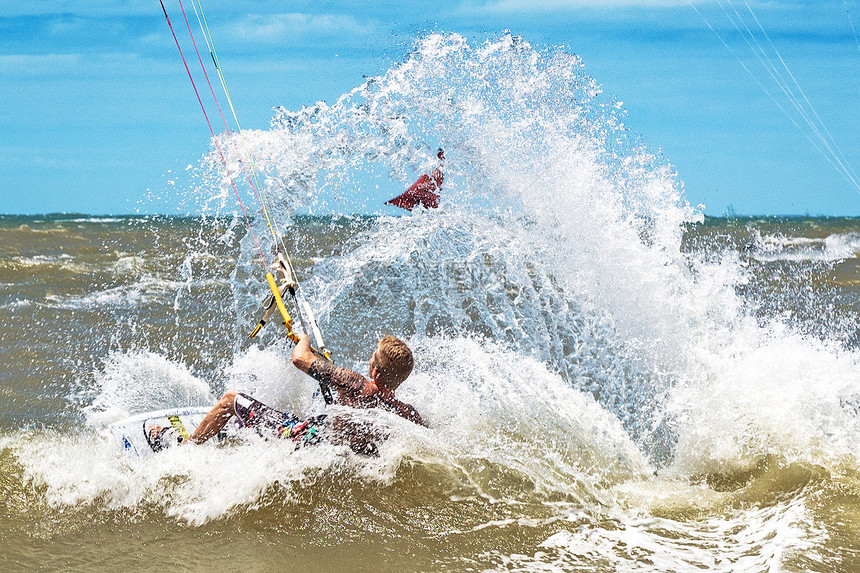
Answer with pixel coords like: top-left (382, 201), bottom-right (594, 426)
top-left (233, 392), bottom-right (327, 447)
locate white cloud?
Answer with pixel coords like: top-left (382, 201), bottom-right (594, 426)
top-left (231, 13), bottom-right (378, 44)
top-left (0, 53), bottom-right (173, 78)
top-left (462, 0), bottom-right (692, 13)
top-left (0, 1), bottom-right (153, 17)
top-left (0, 53), bottom-right (82, 74)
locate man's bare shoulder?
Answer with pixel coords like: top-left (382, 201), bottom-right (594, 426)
top-left (378, 395), bottom-right (425, 426)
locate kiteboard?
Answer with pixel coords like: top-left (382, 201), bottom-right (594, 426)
top-left (108, 406), bottom-right (223, 459)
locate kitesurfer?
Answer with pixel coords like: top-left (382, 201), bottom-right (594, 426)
top-left (151, 333), bottom-right (423, 454)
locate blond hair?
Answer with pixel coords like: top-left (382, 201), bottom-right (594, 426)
top-left (375, 335), bottom-right (414, 390)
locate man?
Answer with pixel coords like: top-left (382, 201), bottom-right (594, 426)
top-left (152, 333), bottom-right (423, 453)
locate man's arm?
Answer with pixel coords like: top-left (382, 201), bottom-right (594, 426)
top-left (306, 357), bottom-right (379, 397)
top-left (293, 334), bottom-right (379, 397)
top-left (291, 333), bottom-right (318, 373)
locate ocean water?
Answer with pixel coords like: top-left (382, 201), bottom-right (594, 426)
top-left (2, 33), bottom-right (860, 572)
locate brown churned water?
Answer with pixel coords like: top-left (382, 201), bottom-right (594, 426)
top-left (1, 214), bottom-right (859, 572)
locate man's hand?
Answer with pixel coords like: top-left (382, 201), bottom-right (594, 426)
top-left (291, 332), bottom-right (317, 373)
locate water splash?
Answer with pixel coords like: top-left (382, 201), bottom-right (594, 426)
top-left (6, 31), bottom-right (859, 570)
top-left (194, 33), bottom-right (860, 474)
top-left (84, 350), bottom-right (215, 426)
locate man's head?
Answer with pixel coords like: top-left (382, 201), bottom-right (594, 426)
top-left (369, 335), bottom-right (414, 390)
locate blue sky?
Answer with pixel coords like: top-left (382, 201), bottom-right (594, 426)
top-left (1, 1), bottom-right (859, 216)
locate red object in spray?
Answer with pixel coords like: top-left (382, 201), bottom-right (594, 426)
top-left (386, 150), bottom-right (445, 211)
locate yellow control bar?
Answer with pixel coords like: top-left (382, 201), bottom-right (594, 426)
top-left (266, 272), bottom-right (298, 344)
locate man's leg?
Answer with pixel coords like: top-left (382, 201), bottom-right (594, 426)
top-left (190, 390), bottom-right (238, 444)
